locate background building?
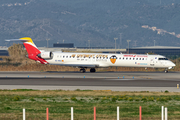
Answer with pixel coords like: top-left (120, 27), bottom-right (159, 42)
top-left (129, 46), bottom-right (180, 58)
top-left (53, 43), bottom-right (74, 48)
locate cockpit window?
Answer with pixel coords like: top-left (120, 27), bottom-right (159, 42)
top-left (158, 58), bottom-right (168, 60)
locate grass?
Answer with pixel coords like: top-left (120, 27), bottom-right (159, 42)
top-left (0, 89), bottom-right (180, 119)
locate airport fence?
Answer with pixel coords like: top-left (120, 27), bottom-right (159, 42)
top-left (22, 106), bottom-right (168, 120)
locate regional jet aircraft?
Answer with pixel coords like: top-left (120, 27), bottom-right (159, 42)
top-left (6, 37), bottom-right (175, 73)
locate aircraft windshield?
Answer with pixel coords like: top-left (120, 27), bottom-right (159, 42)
top-left (158, 58), bottom-right (168, 60)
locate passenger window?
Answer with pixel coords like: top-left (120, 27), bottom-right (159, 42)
top-left (139, 58), bottom-right (141, 60)
top-left (66, 56), bottom-right (68, 58)
top-left (106, 57), bottom-right (108, 59)
top-left (119, 57), bottom-right (121, 60)
top-left (142, 58), bottom-right (144, 60)
top-left (93, 57), bottom-right (95, 59)
top-left (123, 58), bottom-right (124, 60)
top-left (133, 58), bottom-right (135, 60)
top-left (70, 56), bottom-right (71, 58)
top-left (136, 58), bottom-right (138, 60)
top-left (126, 58), bottom-right (128, 60)
top-left (63, 56), bottom-right (65, 58)
top-left (130, 58), bottom-right (131, 60)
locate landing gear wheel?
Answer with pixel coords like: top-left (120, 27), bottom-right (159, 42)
top-left (165, 70), bottom-right (168, 73)
top-left (80, 68), bottom-right (86, 73)
top-left (90, 68), bottom-right (96, 73)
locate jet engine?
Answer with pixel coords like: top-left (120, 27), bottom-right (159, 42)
top-left (37, 52), bottom-right (53, 59)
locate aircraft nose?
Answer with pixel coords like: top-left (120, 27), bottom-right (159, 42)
top-left (172, 63), bottom-right (176, 67)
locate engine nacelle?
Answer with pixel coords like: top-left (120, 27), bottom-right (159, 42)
top-left (37, 52), bottom-right (53, 59)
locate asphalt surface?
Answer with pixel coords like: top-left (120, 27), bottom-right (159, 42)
top-left (0, 77), bottom-right (179, 87)
top-left (0, 71), bottom-right (179, 91)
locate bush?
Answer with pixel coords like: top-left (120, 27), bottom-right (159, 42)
top-left (135, 97), bottom-right (140, 101)
top-left (43, 98), bottom-right (47, 101)
top-left (63, 98), bottom-right (68, 101)
top-left (111, 96), bottom-right (117, 102)
top-left (94, 97), bottom-right (99, 101)
top-left (156, 97), bottom-right (168, 102)
top-left (13, 96), bottom-right (20, 101)
top-left (29, 97), bottom-right (35, 101)
top-left (165, 90), bottom-right (169, 93)
top-left (123, 96), bottom-right (128, 100)
top-left (141, 97), bottom-right (147, 102)
top-left (128, 97), bottom-right (133, 101)
top-left (75, 89), bottom-right (81, 91)
top-left (71, 97), bottom-right (77, 101)
top-left (118, 98), bottom-right (124, 101)
top-left (101, 97), bottom-right (108, 101)
top-left (148, 97), bottom-right (154, 101)
top-left (4, 106), bottom-right (11, 110)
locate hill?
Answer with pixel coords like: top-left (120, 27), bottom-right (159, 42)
top-left (0, 0), bottom-right (180, 48)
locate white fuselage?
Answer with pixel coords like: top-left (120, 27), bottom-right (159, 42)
top-left (45, 52), bottom-right (175, 69)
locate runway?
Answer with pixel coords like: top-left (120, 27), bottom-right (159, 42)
top-left (0, 71), bottom-right (180, 92)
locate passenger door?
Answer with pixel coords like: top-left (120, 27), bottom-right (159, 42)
top-left (150, 57), bottom-right (155, 66)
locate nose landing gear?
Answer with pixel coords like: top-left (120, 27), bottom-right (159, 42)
top-left (164, 69), bottom-right (168, 73)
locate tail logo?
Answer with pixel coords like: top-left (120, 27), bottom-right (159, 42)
top-left (110, 55), bottom-right (117, 64)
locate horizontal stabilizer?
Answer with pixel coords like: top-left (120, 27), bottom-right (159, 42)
top-left (5, 39), bottom-right (29, 42)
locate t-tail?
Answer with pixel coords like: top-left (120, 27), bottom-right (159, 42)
top-left (6, 37), bottom-right (48, 64)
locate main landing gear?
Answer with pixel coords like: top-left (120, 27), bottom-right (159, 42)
top-left (90, 68), bottom-right (96, 73)
top-left (79, 68), bottom-right (96, 73)
top-left (80, 68), bottom-right (86, 73)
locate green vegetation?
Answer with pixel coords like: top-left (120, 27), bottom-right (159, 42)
top-left (0, 89), bottom-right (180, 119)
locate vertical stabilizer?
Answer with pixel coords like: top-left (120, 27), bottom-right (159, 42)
top-left (20, 37), bottom-right (41, 55)
top-left (6, 37), bottom-right (48, 64)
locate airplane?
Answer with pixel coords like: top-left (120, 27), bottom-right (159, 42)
top-left (6, 37), bottom-right (176, 73)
